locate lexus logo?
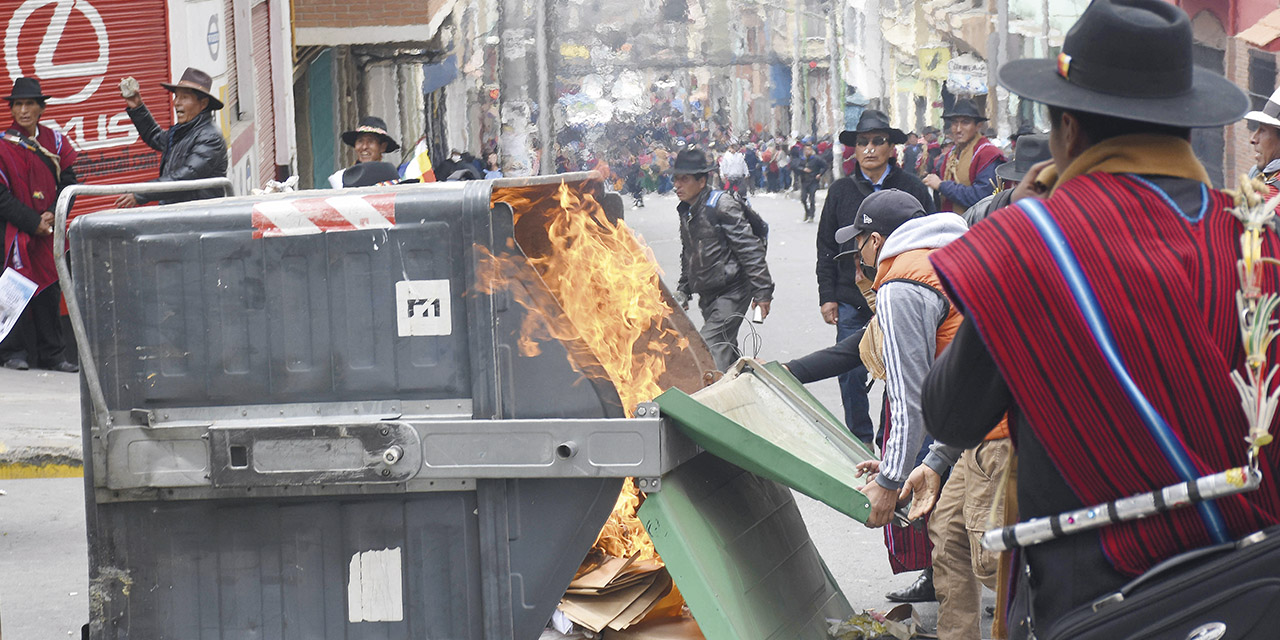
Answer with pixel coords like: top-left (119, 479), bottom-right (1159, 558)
top-left (4, 0), bottom-right (111, 105)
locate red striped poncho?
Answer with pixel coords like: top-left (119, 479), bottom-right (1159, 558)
top-left (930, 172), bottom-right (1280, 576)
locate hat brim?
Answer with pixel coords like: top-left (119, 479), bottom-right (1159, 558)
top-left (341, 130), bottom-right (401, 152)
top-left (839, 129), bottom-right (908, 146)
top-left (1245, 111), bottom-right (1280, 129)
top-left (834, 223), bottom-right (863, 245)
top-left (161, 83), bottom-right (224, 110)
top-left (998, 58), bottom-right (1248, 128)
top-left (670, 165), bottom-right (716, 175)
top-left (3, 93), bottom-right (51, 101)
top-left (994, 161), bottom-right (1022, 183)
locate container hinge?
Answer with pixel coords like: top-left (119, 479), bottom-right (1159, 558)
top-left (129, 408), bottom-right (156, 428)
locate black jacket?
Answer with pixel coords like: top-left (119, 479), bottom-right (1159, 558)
top-left (677, 186), bottom-right (774, 302)
top-left (816, 163), bottom-right (934, 308)
top-left (127, 105), bottom-right (228, 204)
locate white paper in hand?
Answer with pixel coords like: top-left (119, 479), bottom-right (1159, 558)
top-left (0, 268), bottom-right (38, 343)
top-left (118, 77), bottom-right (140, 99)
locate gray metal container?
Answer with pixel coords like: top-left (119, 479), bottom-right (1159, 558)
top-left (66, 174), bottom-right (707, 639)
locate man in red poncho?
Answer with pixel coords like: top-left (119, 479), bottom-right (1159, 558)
top-left (0, 78), bottom-right (78, 373)
top-left (923, 99), bottom-right (1004, 216)
top-left (921, 0), bottom-right (1280, 636)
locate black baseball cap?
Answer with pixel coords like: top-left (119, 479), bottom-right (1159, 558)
top-left (834, 189), bottom-right (927, 243)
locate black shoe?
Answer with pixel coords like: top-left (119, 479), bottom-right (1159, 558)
top-left (2, 358), bottom-right (29, 371)
top-left (885, 568), bottom-right (935, 603)
top-left (47, 361), bottom-right (79, 373)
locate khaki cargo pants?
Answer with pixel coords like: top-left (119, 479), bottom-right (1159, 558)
top-left (929, 438), bottom-right (1012, 640)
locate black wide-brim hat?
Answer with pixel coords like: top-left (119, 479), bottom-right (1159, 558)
top-left (995, 134), bottom-right (1052, 182)
top-left (342, 161), bottom-right (403, 188)
top-left (342, 116), bottom-right (400, 152)
top-left (999, 0), bottom-right (1246, 127)
top-left (839, 109), bottom-right (908, 146)
top-left (941, 99), bottom-right (988, 122)
top-left (161, 67), bottom-right (224, 111)
top-left (671, 147), bottom-right (716, 175)
top-left (4, 77), bottom-right (50, 102)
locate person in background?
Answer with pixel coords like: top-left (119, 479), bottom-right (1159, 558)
top-left (924, 99), bottom-right (1004, 217)
top-left (0, 78), bottom-right (78, 373)
top-left (671, 147), bottom-right (773, 371)
top-left (483, 151), bottom-right (504, 179)
top-left (114, 67), bottom-right (228, 206)
top-left (798, 144), bottom-right (827, 222)
top-left (901, 132), bottom-right (924, 177)
top-left (961, 133), bottom-right (1051, 228)
top-left (1246, 86), bottom-right (1280, 196)
top-left (327, 116), bottom-right (400, 188)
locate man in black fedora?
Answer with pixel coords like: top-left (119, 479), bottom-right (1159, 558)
top-left (0, 78), bottom-right (79, 373)
top-left (923, 98), bottom-right (1004, 216)
top-left (919, 0), bottom-right (1280, 637)
top-left (114, 67), bottom-right (228, 207)
top-left (670, 147), bottom-right (773, 371)
top-left (327, 116), bottom-right (401, 188)
top-left (817, 109), bottom-right (933, 448)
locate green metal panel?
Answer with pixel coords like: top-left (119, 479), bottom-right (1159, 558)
top-left (654, 359), bottom-right (875, 523)
top-left (639, 453), bottom-right (854, 640)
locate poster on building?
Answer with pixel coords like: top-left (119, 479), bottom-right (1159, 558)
top-left (945, 54), bottom-right (989, 96)
top-left (4, 0), bottom-right (172, 214)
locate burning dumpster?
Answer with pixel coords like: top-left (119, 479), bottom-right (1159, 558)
top-left (64, 172), bottom-right (875, 639)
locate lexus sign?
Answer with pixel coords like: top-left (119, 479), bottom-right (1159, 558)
top-left (3, 0), bottom-right (172, 204)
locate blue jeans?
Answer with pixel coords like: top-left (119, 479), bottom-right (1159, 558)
top-left (837, 302), bottom-right (874, 443)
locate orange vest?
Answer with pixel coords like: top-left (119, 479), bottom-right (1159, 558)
top-left (874, 248), bottom-right (1010, 440)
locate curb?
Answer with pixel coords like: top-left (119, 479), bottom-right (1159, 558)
top-left (0, 449), bottom-right (84, 479)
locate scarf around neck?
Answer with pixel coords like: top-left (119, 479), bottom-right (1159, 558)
top-left (1035, 134), bottom-right (1211, 195)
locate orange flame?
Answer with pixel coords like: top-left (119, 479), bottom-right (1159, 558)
top-left (479, 180), bottom-right (677, 561)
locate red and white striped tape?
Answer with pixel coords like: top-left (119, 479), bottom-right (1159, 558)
top-left (252, 193), bottom-right (396, 238)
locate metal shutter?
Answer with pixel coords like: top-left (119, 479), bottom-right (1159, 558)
top-left (252, 1), bottom-right (276, 186)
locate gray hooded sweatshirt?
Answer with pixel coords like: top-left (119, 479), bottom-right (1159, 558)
top-left (872, 212), bottom-right (968, 491)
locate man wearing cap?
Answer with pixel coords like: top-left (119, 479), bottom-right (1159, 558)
top-left (114, 67), bottom-right (228, 207)
top-left (921, 0), bottom-right (1280, 635)
top-left (327, 116), bottom-right (401, 188)
top-left (0, 78), bottom-right (79, 373)
top-left (670, 147), bottom-right (773, 371)
top-left (1245, 87), bottom-right (1280, 197)
top-left (816, 109), bottom-right (934, 446)
top-left (923, 99), bottom-right (1005, 215)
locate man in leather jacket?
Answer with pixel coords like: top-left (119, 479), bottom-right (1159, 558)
top-left (671, 147), bottom-right (773, 371)
top-left (114, 67), bottom-right (229, 207)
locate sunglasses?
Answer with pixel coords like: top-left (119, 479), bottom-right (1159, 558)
top-left (854, 136), bottom-right (889, 147)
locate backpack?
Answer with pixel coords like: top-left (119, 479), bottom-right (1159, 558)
top-left (706, 190), bottom-right (768, 250)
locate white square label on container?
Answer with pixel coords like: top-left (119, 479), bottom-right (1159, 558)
top-left (395, 279), bottom-right (452, 337)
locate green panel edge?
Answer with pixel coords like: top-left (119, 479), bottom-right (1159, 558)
top-left (654, 386), bottom-right (873, 524)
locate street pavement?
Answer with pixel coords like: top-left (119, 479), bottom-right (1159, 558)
top-left (0, 184), bottom-right (996, 638)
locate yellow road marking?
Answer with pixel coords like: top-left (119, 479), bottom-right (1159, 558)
top-left (0, 462), bottom-right (83, 479)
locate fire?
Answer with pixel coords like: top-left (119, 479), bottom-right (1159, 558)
top-left (482, 180), bottom-right (683, 416)
top-left (479, 179), bottom-right (677, 561)
top-left (594, 478), bottom-right (660, 562)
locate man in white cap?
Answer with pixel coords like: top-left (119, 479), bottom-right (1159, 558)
top-left (1245, 87), bottom-right (1280, 195)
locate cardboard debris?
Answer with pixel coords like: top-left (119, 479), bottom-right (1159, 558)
top-left (559, 552), bottom-right (682, 634)
top-left (568, 553), bottom-right (638, 591)
top-left (605, 616), bottom-right (705, 639)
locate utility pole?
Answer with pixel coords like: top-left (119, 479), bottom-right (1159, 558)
top-left (500, 0), bottom-right (537, 176)
top-left (826, 2), bottom-right (843, 178)
top-left (536, 0), bottom-right (553, 175)
top-left (791, 0), bottom-right (804, 136)
top-left (995, 0), bottom-right (1009, 133)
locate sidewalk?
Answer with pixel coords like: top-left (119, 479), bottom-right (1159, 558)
top-left (0, 367), bottom-right (83, 478)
